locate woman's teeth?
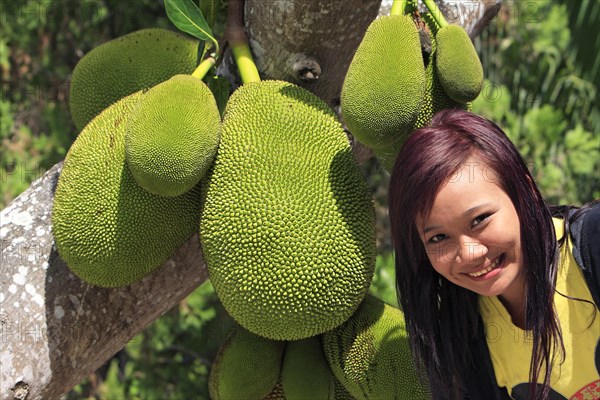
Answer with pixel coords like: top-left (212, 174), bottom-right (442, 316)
top-left (468, 256), bottom-right (501, 277)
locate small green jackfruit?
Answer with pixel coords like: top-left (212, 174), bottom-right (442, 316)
top-left (413, 27), bottom-right (467, 130)
top-left (341, 15), bottom-right (425, 149)
top-left (281, 336), bottom-right (334, 399)
top-left (200, 80), bottom-right (376, 341)
top-left (322, 294), bottom-right (430, 400)
top-left (125, 75), bottom-right (221, 197)
top-left (52, 91), bottom-right (202, 287)
top-left (435, 25), bottom-right (483, 104)
top-left (209, 326), bottom-right (285, 400)
top-left (69, 28), bottom-right (198, 131)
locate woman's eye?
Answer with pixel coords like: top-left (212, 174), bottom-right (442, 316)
top-left (472, 213), bottom-right (491, 227)
top-left (429, 234), bottom-right (447, 243)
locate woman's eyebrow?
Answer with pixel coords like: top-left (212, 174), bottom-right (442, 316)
top-left (423, 225), bottom-right (441, 234)
top-left (462, 203), bottom-right (492, 217)
top-left (422, 203), bottom-right (494, 234)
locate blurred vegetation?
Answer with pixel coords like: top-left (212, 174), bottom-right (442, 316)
top-left (1, 0), bottom-right (597, 398)
top-left (473, 0), bottom-right (600, 204)
top-left (0, 0), bottom-right (179, 208)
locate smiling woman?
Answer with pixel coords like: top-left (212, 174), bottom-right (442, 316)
top-left (388, 109), bottom-right (600, 400)
top-left (416, 158), bottom-right (525, 320)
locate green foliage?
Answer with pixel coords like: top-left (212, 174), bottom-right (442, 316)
top-left (0, 0), bottom-right (177, 208)
top-left (369, 253), bottom-right (398, 308)
top-left (473, 0), bottom-right (600, 204)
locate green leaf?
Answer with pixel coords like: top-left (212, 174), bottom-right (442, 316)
top-left (164, 0), bottom-right (214, 42)
top-left (200, 0), bottom-right (219, 29)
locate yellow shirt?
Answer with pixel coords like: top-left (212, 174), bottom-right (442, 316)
top-left (479, 218), bottom-right (600, 400)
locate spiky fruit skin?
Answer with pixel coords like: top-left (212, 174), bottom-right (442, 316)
top-left (413, 28), bottom-right (468, 130)
top-left (52, 91), bottom-right (202, 287)
top-left (333, 378), bottom-right (356, 400)
top-left (341, 15), bottom-right (425, 149)
top-left (435, 25), bottom-right (484, 104)
top-left (209, 326), bottom-right (285, 400)
top-left (264, 381), bottom-right (286, 400)
top-left (69, 28), bottom-right (198, 131)
top-left (322, 295), bottom-right (430, 400)
top-left (375, 26), bottom-right (467, 170)
top-left (281, 336), bottom-right (334, 399)
top-left (125, 75), bottom-right (221, 197)
top-left (200, 80), bottom-right (376, 341)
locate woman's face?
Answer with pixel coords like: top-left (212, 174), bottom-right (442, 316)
top-left (416, 157), bottom-right (525, 304)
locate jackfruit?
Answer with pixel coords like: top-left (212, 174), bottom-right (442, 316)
top-left (341, 15), bottom-right (425, 149)
top-left (69, 28), bottom-right (198, 131)
top-left (413, 26), bottom-right (467, 130)
top-left (209, 326), bottom-right (285, 400)
top-left (125, 75), bottom-right (221, 197)
top-left (333, 378), bottom-right (356, 400)
top-left (322, 294), bottom-right (430, 400)
top-left (281, 336), bottom-right (334, 399)
top-left (52, 91), bottom-right (202, 287)
top-left (264, 381), bottom-right (286, 400)
top-left (200, 80), bottom-right (376, 341)
top-left (435, 24), bottom-right (483, 104)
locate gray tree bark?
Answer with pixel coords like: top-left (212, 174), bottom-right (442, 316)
top-left (0, 1), bottom-right (500, 398)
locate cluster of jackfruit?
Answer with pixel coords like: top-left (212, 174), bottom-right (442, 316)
top-left (53, 29), bottom-right (221, 287)
top-left (208, 295), bottom-right (429, 400)
top-left (52, 8), bottom-right (474, 396)
top-left (341, 10), bottom-right (483, 171)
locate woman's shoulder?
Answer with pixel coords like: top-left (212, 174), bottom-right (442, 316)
top-left (568, 200), bottom-right (600, 306)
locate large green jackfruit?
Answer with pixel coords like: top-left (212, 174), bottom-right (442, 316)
top-left (322, 294), bottom-right (430, 400)
top-left (200, 80), bottom-right (376, 341)
top-left (341, 15), bottom-right (425, 149)
top-left (209, 326), bottom-right (285, 400)
top-left (52, 91), bottom-right (202, 287)
top-left (125, 75), bottom-right (221, 197)
top-left (281, 336), bottom-right (334, 399)
top-left (69, 28), bottom-right (198, 131)
top-left (435, 24), bottom-right (483, 104)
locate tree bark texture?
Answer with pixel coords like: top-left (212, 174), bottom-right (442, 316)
top-left (0, 1), bottom-right (500, 398)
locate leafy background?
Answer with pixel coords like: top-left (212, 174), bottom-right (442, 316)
top-left (1, 0), bottom-right (598, 398)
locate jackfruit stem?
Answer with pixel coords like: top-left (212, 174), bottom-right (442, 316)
top-left (390, 0), bottom-right (407, 16)
top-left (422, 0), bottom-right (448, 28)
top-left (225, 0), bottom-right (261, 84)
top-left (191, 56), bottom-right (216, 80)
top-left (231, 43), bottom-right (261, 83)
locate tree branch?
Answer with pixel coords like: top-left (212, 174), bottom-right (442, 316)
top-left (0, 1), bottom-right (501, 398)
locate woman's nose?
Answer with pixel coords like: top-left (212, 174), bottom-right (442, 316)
top-left (455, 237), bottom-right (488, 263)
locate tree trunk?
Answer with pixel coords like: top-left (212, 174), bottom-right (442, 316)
top-left (0, 1), bottom-right (500, 398)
